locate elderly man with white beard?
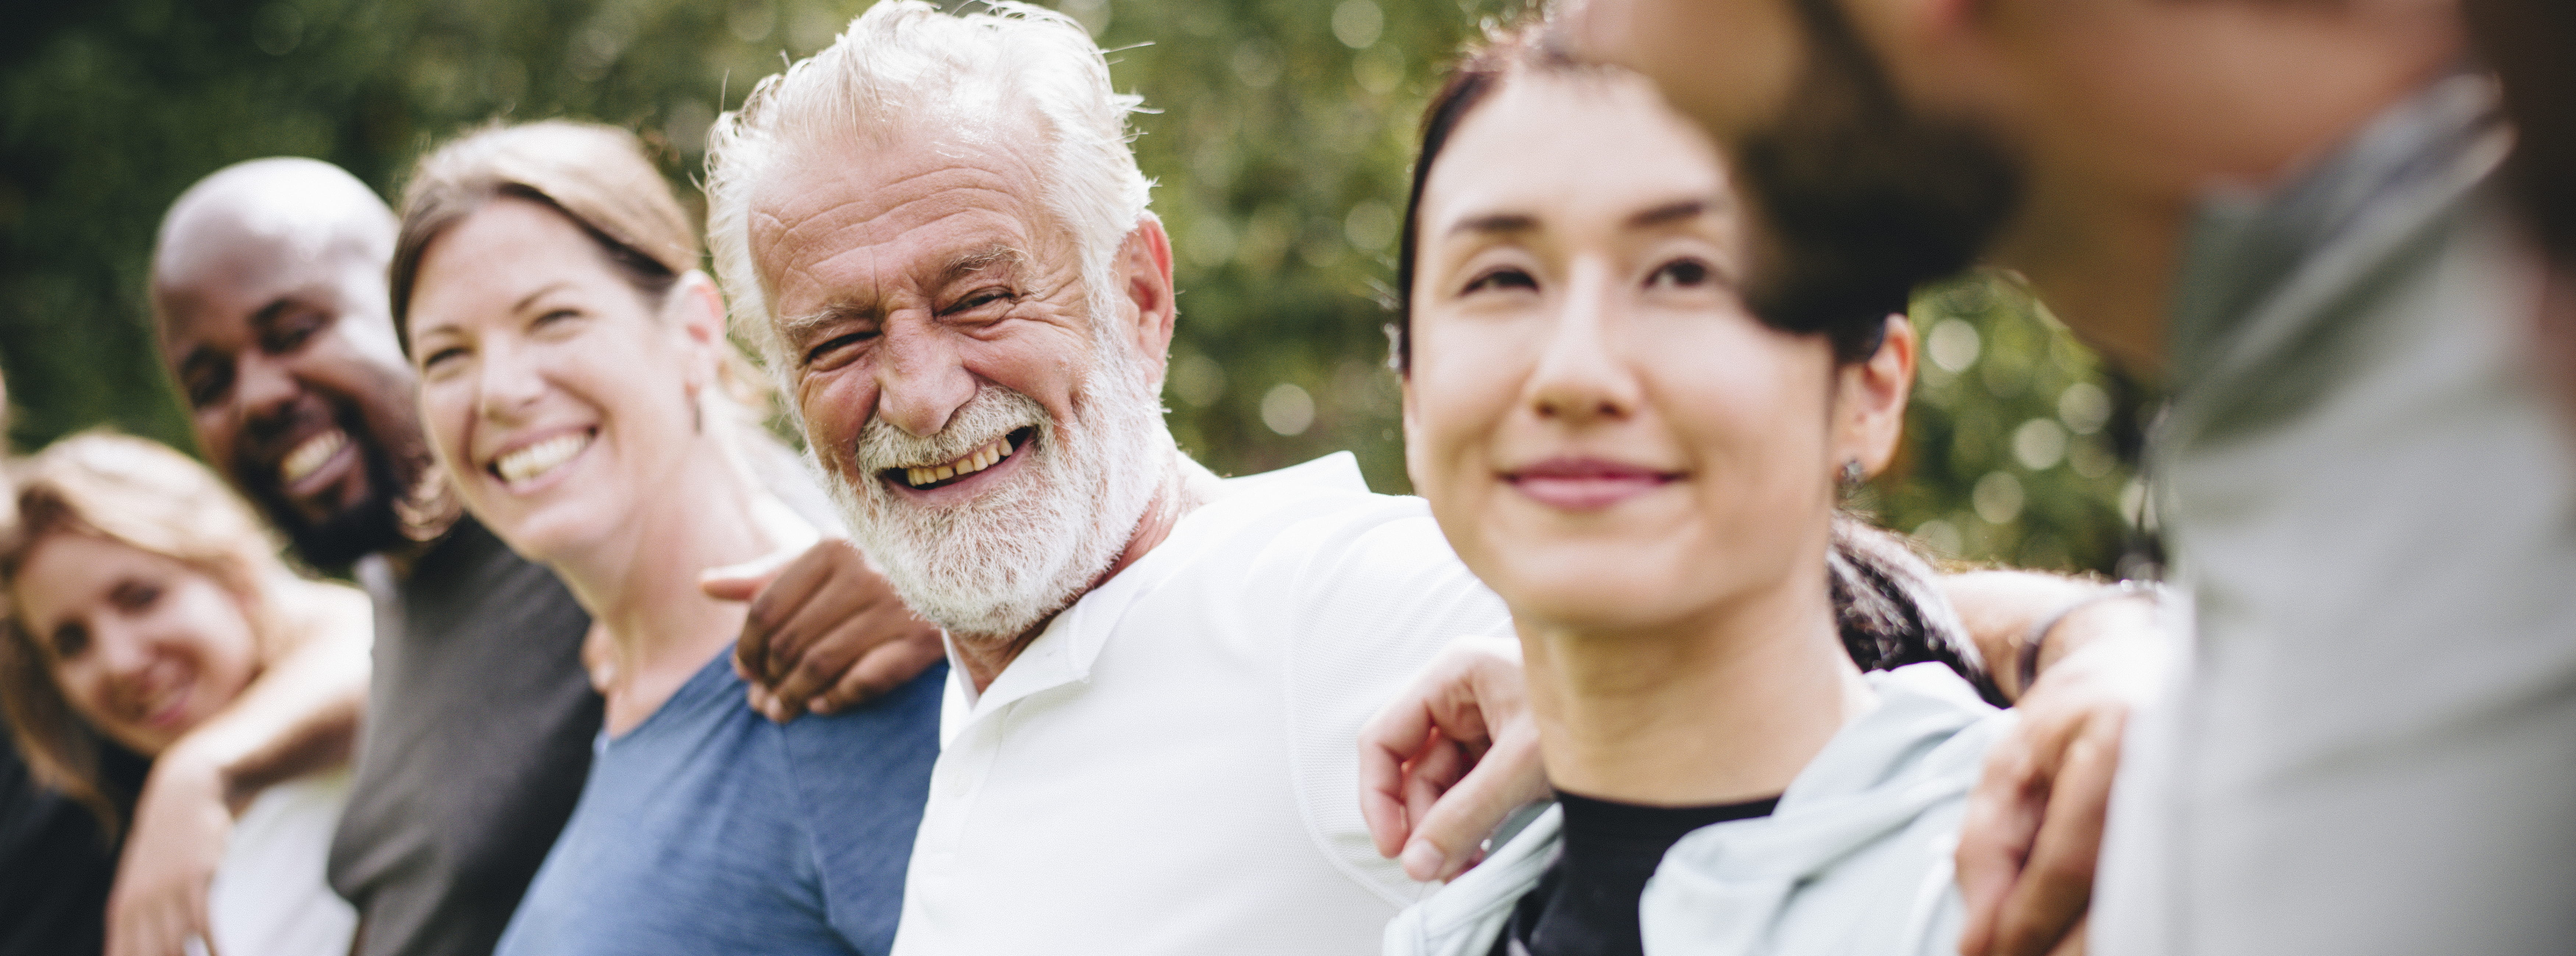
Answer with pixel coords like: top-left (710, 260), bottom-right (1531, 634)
top-left (701, 4), bottom-right (1513, 953)
top-left (702, 4), bottom-right (2123, 953)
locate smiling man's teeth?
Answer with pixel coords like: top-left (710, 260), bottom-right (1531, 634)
top-left (902, 435), bottom-right (1014, 489)
top-left (280, 429), bottom-right (347, 485)
top-left (494, 432), bottom-right (593, 486)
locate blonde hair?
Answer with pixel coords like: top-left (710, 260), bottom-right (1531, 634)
top-left (704, 1), bottom-right (1155, 385)
top-left (389, 119), bottom-right (772, 415)
top-left (0, 432), bottom-right (297, 835)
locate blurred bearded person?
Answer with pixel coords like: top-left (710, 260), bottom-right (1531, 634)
top-left (702, 4), bottom-right (1523, 953)
top-left (1571, 0), bottom-right (2576, 954)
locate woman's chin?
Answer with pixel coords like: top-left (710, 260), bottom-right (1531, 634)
top-left (481, 504), bottom-right (615, 567)
top-left (1501, 576), bottom-right (1693, 633)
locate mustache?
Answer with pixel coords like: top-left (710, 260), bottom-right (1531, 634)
top-left (852, 386), bottom-right (1050, 475)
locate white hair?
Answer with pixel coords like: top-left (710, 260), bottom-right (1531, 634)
top-left (703, 0), bottom-right (1155, 379)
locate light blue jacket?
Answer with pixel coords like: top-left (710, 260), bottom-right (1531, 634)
top-left (1383, 663), bottom-right (2011, 956)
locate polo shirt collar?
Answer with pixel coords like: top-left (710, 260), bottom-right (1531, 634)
top-left (941, 452), bottom-right (1372, 726)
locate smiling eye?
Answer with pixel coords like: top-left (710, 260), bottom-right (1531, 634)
top-left (804, 330), bottom-right (878, 370)
top-left (1646, 258), bottom-right (1715, 290)
top-left (945, 288), bottom-right (1018, 315)
top-left (262, 307), bottom-right (331, 354)
top-left (420, 345), bottom-right (469, 372)
top-left (50, 622), bottom-right (89, 661)
top-left (1462, 268), bottom-right (1538, 295)
top-left (109, 579), bottom-right (164, 618)
top-left (184, 365), bottom-right (234, 410)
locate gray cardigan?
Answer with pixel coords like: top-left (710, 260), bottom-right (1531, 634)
top-left (1383, 663), bottom-right (2009, 956)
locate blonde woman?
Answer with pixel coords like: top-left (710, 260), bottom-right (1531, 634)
top-left (0, 432), bottom-right (366, 956)
top-left (388, 121), bottom-right (941, 955)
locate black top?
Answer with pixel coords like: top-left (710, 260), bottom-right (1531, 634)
top-left (327, 516), bottom-right (599, 956)
top-left (0, 740), bottom-right (146, 956)
top-left (1495, 791), bottom-right (1782, 956)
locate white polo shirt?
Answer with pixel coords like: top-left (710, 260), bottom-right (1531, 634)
top-left (891, 453), bottom-right (1512, 956)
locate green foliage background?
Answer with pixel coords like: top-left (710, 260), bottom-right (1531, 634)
top-left (0, 0), bottom-right (2151, 573)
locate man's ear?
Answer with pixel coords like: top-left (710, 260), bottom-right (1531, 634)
top-left (1114, 216), bottom-right (1180, 389)
top-left (1832, 314), bottom-right (1917, 477)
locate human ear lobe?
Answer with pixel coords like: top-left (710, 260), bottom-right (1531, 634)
top-left (668, 272), bottom-right (730, 392)
top-left (1400, 376), bottom-right (1433, 493)
top-left (669, 272), bottom-right (729, 348)
top-left (1117, 217), bottom-right (1179, 385)
top-left (1835, 314), bottom-right (1917, 474)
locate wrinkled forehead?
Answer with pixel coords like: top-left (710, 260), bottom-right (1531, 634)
top-left (746, 123), bottom-right (1070, 303)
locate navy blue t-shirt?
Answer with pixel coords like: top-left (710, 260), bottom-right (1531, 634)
top-left (494, 651), bottom-right (944, 956)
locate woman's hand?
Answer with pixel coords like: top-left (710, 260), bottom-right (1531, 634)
top-left (106, 744), bottom-right (233, 956)
top-left (705, 538), bottom-right (947, 722)
top-left (1356, 635), bottom-right (1548, 883)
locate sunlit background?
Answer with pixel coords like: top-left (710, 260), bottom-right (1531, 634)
top-left (0, 0), bottom-right (2157, 573)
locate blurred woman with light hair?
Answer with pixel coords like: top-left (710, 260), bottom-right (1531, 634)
top-left (0, 432), bottom-right (367, 956)
top-left (388, 119), bottom-right (942, 956)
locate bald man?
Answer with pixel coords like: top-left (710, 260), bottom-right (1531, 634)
top-left (143, 159), bottom-right (944, 956)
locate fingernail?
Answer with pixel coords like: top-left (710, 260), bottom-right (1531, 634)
top-left (1400, 841), bottom-right (1445, 881)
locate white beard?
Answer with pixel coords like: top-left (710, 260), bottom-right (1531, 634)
top-left (818, 329), bottom-right (1170, 645)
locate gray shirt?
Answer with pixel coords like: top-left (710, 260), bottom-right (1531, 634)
top-left (2094, 73), bottom-right (2576, 956)
top-left (329, 516), bottom-right (597, 956)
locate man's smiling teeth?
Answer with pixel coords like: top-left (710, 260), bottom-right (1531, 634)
top-left (280, 429), bottom-right (346, 484)
top-left (494, 432), bottom-right (593, 486)
top-left (903, 435), bottom-right (1013, 489)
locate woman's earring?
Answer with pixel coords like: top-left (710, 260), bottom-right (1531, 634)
top-left (687, 386), bottom-right (704, 435)
top-left (1837, 458), bottom-right (1865, 494)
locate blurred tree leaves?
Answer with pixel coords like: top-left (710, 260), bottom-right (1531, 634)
top-left (0, 0), bottom-right (2149, 573)
top-left (1875, 273), bottom-right (2156, 576)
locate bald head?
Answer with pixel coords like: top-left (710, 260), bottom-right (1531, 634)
top-left (152, 158), bottom-right (396, 321)
top-left (151, 158), bottom-right (425, 568)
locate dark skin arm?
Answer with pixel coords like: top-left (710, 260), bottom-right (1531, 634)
top-left (704, 538), bottom-right (947, 722)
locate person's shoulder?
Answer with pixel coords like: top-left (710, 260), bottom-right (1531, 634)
top-left (393, 514), bottom-right (588, 637)
top-left (774, 662), bottom-right (945, 797)
top-left (1193, 452), bottom-right (1429, 532)
top-left (1860, 662), bottom-right (2014, 772)
top-left (777, 662), bottom-right (946, 747)
top-left (772, 665), bottom-right (941, 952)
top-left (1161, 453), bottom-right (1472, 604)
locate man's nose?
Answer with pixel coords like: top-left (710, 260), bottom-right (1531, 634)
top-left (872, 324), bottom-right (978, 438)
top-left (236, 351), bottom-right (304, 435)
